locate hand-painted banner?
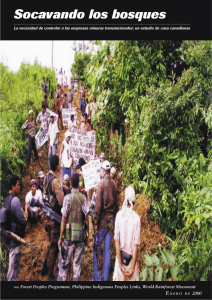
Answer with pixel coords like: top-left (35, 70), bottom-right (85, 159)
top-left (69, 128), bottom-right (96, 165)
top-left (35, 127), bottom-right (48, 150)
top-left (62, 108), bottom-right (77, 126)
top-left (82, 159), bottom-right (100, 191)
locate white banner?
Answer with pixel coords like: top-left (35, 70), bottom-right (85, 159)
top-left (69, 128), bottom-right (96, 165)
top-left (62, 108), bottom-right (77, 126)
top-left (35, 127), bottom-right (48, 150)
top-left (82, 159), bottom-right (100, 191)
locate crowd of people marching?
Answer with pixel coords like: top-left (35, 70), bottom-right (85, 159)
top-left (2, 74), bottom-right (141, 282)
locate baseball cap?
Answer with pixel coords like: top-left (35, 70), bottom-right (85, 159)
top-left (102, 160), bottom-right (110, 170)
top-left (100, 153), bottom-right (105, 158)
top-left (30, 179), bottom-right (37, 186)
top-left (29, 109), bottom-right (33, 115)
top-left (38, 171), bottom-right (44, 178)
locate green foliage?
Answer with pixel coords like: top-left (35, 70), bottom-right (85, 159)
top-left (72, 40), bottom-right (212, 280)
top-left (0, 248), bottom-right (8, 280)
top-left (0, 62), bottom-right (57, 197)
top-left (140, 250), bottom-right (182, 281)
top-left (71, 51), bottom-right (92, 83)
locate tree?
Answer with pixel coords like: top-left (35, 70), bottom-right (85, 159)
top-left (70, 51), bottom-right (92, 82)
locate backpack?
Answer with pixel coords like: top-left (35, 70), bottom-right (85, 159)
top-left (0, 194), bottom-right (26, 243)
top-left (0, 194), bottom-right (14, 232)
top-left (43, 173), bottom-right (61, 216)
top-left (66, 192), bottom-right (86, 242)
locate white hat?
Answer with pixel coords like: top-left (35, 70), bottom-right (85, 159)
top-left (102, 160), bottom-right (110, 170)
top-left (111, 167), bottom-right (116, 175)
top-left (38, 171), bottom-right (44, 178)
top-left (65, 131), bottom-right (71, 138)
top-left (122, 186), bottom-right (136, 214)
top-left (100, 153), bottom-right (105, 158)
top-left (63, 174), bottom-right (69, 180)
top-left (30, 179), bottom-right (37, 186)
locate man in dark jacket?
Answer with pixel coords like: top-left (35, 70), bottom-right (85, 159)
top-left (41, 155), bottom-right (64, 280)
top-left (93, 160), bottom-right (119, 281)
top-left (4, 174), bottom-right (27, 281)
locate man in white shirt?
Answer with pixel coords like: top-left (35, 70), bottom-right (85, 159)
top-left (68, 115), bottom-right (77, 131)
top-left (25, 179), bottom-right (43, 223)
top-left (113, 186), bottom-right (140, 281)
top-left (48, 113), bottom-right (59, 169)
top-left (60, 131), bottom-right (73, 180)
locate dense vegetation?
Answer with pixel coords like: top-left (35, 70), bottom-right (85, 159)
top-left (81, 40), bottom-right (212, 280)
top-left (70, 51), bottom-right (92, 83)
top-left (0, 62), bottom-right (57, 198)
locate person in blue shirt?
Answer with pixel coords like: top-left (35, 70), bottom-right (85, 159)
top-left (80, 95), bottom-right (86, 122)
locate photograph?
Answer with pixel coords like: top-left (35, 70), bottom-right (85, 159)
top-left (0, 2), bottom-right (212, 300)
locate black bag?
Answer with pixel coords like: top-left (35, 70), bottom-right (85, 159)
top-left (0, 194), bottom-right (25, 241)
top-left (121, 250), bottom-right (132, 266)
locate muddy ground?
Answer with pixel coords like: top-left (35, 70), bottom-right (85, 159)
top-left (1, 89), bottom-right (167, 282)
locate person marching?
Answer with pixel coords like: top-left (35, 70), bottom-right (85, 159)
top-left (3, 174), bottom-right (27, 281)
top-left (61, 174), bottom-right (71, 196)
top-left (67, 88), bottom-right (73, 108)
top-left (41, 155), bottom-right (64, 281)
top-left (74, 74), bottom-right (78, 91)
top-left (113, 186), bottom-right (140, 281)
top-left (80, 96), bottom-right (86, 122)
top-left (36, 103), bottom-right (49, 150)
top-left (60, 131), bottom-right (73, 180)
top-left (42, 95), bottom-right (49, 109)
top-left (22, 109), bottom-right (39, 167)
top-left (80, 113), bottom-right (91, 132)
top-left (57, 172), bottom-right (89, 281)
top-left (55, 94), bottom-right (63, 130)
top-left (47, 113), bottom-right (59, 170)
top-left (93, 160), bottom-right (119, 281)
top-left (99, 153), bottom-right (106, 179)
top-left (85, 99), bottom-right (91, 126)
top-left (68, 114), bottom-right (77, 131)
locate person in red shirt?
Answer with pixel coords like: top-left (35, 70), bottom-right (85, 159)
top-left (55, 94), bottom-right (63, 129)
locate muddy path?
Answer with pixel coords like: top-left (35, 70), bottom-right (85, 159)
top-left (1, 89), bottom-right (167, 282)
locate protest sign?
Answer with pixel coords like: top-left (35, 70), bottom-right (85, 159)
top-left (69, 128), bottom-right (96, 165)
top-left (81, 159), bottom-right (100, 191)
top-left (62, 108), bottom-right (77, 126)
top-left (35, 127), bottom-right (48, 150)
